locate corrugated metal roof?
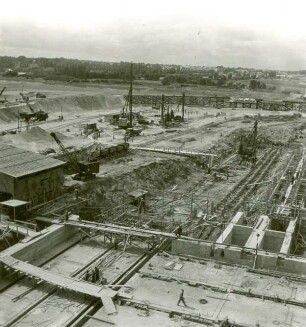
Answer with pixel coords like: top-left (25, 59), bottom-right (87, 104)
top-left (0, 143), bottom-right (65, 178)
top-left (0, 199), bottom-right (29, 207)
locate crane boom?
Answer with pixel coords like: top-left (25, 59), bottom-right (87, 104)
top-left (20, 93), bottom-right (35, 113)
top-left (50, 132), bottom-right (80, 173)
top-left (20, 92), bottom-right (48, 121)
top-left (0, 87), bottom-right (6, 97)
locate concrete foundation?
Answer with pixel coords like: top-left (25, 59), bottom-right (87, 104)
top-left (0, 224), bottom-right (80, 268)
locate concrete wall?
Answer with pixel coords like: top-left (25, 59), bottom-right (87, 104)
top-left (14, 167), bottom-right (64, 205)
top-left (171, 238), bottom-right (306, 274)
top-left (262, 230), bottom-right (285, 252)
top-left (216, 212), bottom-right (245, 244)
top-left (280, 256), bottom-right (306, 274)
top-left (232, 225), bottom-right (252, 247)
top-left (256, 252), bottom-right (278, 270)
top-left (2, 225), bottom-right (79, 266)
top-left (171, 239), bottom-right (212, 258)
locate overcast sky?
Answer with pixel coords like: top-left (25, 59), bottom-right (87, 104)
top-left (0, 0), bottom-right (305, 70)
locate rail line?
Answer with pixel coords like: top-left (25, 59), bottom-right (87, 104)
top-left (197, 148), bottom-right (281, 240)
top-left (3, 242), bottom-right (116, 327)
top-left (67, 238), bottom-right (172, 327)
top-left (4, 234), bottom-right (169, 327)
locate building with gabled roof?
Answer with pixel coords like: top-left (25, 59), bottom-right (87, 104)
top-left (0, 143), bottom-right (65, 206)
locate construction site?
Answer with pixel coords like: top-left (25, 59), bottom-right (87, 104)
top-left (0, 68), bottom-right (306, 327)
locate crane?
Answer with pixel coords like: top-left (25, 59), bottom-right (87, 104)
top-left (50, 132), bottom-right (99, 181)
top-left (0, 87), bottom-right (6, 97)
top-left (125, 63), bottom-right (142, 136)
top-left (238, 120), bottom-right (258, 164)
top-left (0, 87), bottom-right (7, 103)
top-left (20, 92), bottom-right (48, 121)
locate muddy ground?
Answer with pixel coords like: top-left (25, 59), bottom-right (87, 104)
top-left (1, 78), bottom-right (305, 238)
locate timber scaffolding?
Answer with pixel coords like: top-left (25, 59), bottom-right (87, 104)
top-left (132, 146), bottom-right (216, 167)
top-left (36, 218), bottom-right (179, 249)
top-left (193, 149), bottom-right (280, 241)
top-left (125, 94), bottom-right (306, 111)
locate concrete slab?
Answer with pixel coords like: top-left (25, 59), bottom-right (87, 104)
top-left (125, 273), bottom-right (306, 327)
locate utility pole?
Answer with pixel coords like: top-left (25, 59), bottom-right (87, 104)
top-left (129, 63), bottom-right (133, 127)
top-left (182, 92), bottom-right (185, 120)
top-left (161, 94), bottom-right (165, 124)
top-left (190, 192), bottom-right (194, 217)
top-left (162, 188), bottom-right (165, 218)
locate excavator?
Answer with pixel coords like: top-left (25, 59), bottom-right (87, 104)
top-left (50, 132), bottom-right (99, 181)
top-left (19, 92), bottom-right (48, 122)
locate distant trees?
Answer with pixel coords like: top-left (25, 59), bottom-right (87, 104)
top-left (249, 80), bottom-right (266, 90)
top-left (0, 55), bottom-right (281, 90)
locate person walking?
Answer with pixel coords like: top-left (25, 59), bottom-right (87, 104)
top-left (177, 289), bottom-right (187, 306)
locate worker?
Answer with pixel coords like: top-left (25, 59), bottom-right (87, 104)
top-left (84, 270), bottom-right (90, 281)
top-left (94, 266), bottom-right (100, 281)
top-left (75, 188), bottom-right (79, 200)
top-left (91, 271), bottom-right (96, 283)
top-left (177, 289), bottom-right (187, 307)
top-left (175, 225), bottom-right (183, 237)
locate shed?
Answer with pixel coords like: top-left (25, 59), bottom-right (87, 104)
top-left (0, 143), bottom-right (65, 206)
top-left (0, 199), bottom-right (29, 221)
top-left (128, 189), bottom-right (148, 208)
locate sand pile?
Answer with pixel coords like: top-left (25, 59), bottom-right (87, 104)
top-left (0, 126), bottom-right (72, 153)
top-left (0, 94), bottom-right (125, 123)
top-left (2, 126), bottom-right (67, 143)
top-left (33, 94), bottom-right (124, 114)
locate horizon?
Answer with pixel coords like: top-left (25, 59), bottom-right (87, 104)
top-left (1, 54), bottom-right (304, 73)
top-left (1, 0), bottom-right (306, 71)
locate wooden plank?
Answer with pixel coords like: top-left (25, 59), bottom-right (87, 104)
top-left (0, 256), bottom-right (118, 300)
top-left (101, 295), bottom-right (117, 315)
top-left (173, 263), bottom-right (184, 271)
top-left (85, 315), bottom-right (115, 325)
top-left (164, 261), bottom-right (175, 270)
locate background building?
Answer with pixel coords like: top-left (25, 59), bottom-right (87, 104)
top-left (0, 143), bottom-right (65, 205)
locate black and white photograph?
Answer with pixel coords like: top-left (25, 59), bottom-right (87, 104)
top-left (0, 0), bottom-right (305, 326)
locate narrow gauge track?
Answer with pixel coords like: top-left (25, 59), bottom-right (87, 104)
top-left (3, 242), bottom-right (116, 327)
top-left (197, 148), bottom-right (281, 240)
top-left (66, 238), bottom-right (172, 327)
top-left (5, 235), bottom-right (162, 327)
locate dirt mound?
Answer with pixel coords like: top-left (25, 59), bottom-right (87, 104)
top-left (0, 94), bottom-right (125, 123)
top-left (0, 126), bottom-right (72, 153)
top-left (2, 126), bottom-right (67, 143)
top-left (34, 94), bottom-right (124, 114)
top-left (83, 158), bottom-right (194, 209)
top-left (0, 103), bottom-right (27, 122)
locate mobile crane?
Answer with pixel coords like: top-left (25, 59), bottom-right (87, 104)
top-left (19, 92), bottom-right (48, 122)
top-left (50, 132), bottom-right (99, 181)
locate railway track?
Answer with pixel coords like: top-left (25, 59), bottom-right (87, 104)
top-left (3, 242), bottom-right (117, 327)
top-left (67, 237), bottom-right (172, 327)
top-left (4, 234), bottom-right (171, 327)
top-left (196, 148), bottom-right (281, 240)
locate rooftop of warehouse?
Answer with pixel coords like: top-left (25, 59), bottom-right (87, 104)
top-left (0, 143), bottom-right (65, 178)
